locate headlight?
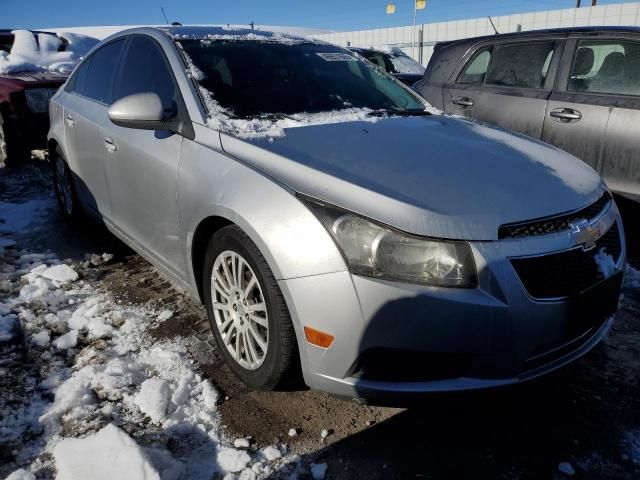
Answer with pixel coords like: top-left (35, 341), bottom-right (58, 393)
top-left (301, 196), bottom-right (477, 287)
top-left (24, 88), bottom-right (50, 113)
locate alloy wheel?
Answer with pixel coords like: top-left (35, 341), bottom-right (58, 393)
top-left (210, 250), bottom-right (269, 370)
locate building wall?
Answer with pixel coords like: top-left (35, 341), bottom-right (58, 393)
top-left (313, 2), bottom-right (640, 65)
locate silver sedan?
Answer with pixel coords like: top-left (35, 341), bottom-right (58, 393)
top-left (48, 26), bottom-right (626, 403)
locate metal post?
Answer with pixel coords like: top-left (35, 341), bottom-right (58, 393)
top-left (576, 0), bottom-right (581, 7)
top-left (412, 1), bottom-right (417, 58)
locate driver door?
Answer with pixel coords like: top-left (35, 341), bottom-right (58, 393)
top-left (102, 35), bottom-right (185, 276)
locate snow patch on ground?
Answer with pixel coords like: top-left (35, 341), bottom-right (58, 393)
top-left (53, 424), bottom-right (160, 480)
top-left (1, 249), bottom-right (310, 479)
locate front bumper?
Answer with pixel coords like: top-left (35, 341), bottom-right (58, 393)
top-left (279, 203), bottom-right (626, 402)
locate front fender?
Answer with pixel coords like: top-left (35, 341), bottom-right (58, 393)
top-left (178, 126), bottom-right (347, 295)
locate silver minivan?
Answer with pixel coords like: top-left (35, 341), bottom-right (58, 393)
top-left (48, 27), bottom-right (625, 403)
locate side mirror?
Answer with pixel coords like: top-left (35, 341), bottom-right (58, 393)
top-left (108, 93), bottom-right (172, 130)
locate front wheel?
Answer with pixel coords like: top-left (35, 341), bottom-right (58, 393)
top-left (51, 147), bottom-right (83, 223)
top-left (203, 225), bottom-right (300, 390)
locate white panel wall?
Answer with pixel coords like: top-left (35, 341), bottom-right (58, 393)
top-left (313, 1), bottom-right (640, 65)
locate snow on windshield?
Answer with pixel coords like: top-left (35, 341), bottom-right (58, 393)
top-left (183, 54), bottom-right (384, 139)
top-left (0, 30), bottom-right (98, 75)
top-left (178, 35), bottom-right (432, 139)
top-left (372, 45), bottom-right (425, 74)
top-left (389, 54), bottom-right (424, 75)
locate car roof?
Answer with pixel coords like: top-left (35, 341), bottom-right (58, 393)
top-left (160, 25), bottom-right (310, 42)
top-left (437, 25), bottom-right (640, 49)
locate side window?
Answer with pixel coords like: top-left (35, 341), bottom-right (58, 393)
top-left (485, 42), bottom-right (556, 89)
top-left (457, 47), bottom-right (492, 85)
top-left (113, 36), bottom-right (177, 110)
top-left (83, 39), bottom-right (125, 104)
top-left (65, 58), bottom-right (89, 95)
top-left (568, 39), bottom-right (640, 96)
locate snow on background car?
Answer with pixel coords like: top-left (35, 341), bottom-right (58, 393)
top-left (0, 30), bottom-right (98, 75)
top-left (0, 171), bottom-right (323, 479)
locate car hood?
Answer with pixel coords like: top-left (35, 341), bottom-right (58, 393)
top-left (219, 115), bottom-right (605, 241)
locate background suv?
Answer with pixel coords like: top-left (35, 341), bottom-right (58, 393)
top-left (414, 27), bottom-right (640, 203)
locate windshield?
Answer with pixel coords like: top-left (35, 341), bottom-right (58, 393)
top-left (178, 39), bottom-right (425, 118)
top-left (389, 53), bottom-right (425, 75)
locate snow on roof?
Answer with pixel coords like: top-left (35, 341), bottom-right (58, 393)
top-left (166, 25), bottom-right (317, 45)
top-left (42, 24), bottom-right (332, 41)
top-left (0, 30), bottom-right (98, 75)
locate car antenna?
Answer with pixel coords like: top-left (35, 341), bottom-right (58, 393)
top-left (161, 7), bottom-right (170, 25)
top-left (488, 16), bottom-right (499, 35)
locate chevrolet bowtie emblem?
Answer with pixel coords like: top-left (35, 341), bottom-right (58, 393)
top-left (569, 219), bottom-right (601, 250)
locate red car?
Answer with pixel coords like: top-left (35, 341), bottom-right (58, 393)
top-left (0, 30), bottom-right (86, 166)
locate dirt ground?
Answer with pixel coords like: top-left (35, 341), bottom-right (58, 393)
top-left (3, 162), bottom-right (640, 479)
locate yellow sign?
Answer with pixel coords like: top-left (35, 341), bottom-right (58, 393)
top-left (416, 0), bottom-right (426, 9)
top-left (386, 3), bottom-right (396, 14)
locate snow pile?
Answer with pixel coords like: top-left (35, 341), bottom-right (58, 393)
top-left (1, 251), bottom-right (305, 479)
top-left (558, 461), bottom-right (576, 476)
top-left (53, 424), bottom-right (160, 480)
top-left (310, 462), bottom-right (328, 480)
top-left (0, 30), bottom-right (98, 75)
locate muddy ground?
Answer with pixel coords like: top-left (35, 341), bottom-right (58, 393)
top-left (2, 162), bottom-right (640, 479)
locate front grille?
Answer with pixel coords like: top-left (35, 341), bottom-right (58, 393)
top-left (511, 222), bottom-right (622, 299)
top-left (499, 193), bottom-right (611, 239)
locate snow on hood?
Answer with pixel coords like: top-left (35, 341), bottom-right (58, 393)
top-left (0, 30), bottom-right (98, 75)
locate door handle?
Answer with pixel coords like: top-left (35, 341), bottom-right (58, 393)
top-left (65, 114), bottom-right (75, 127)
top-left (103, 137), bottom-right (117, 152)
top-left (452, 96), bottom-right (474, 107)
top-left (549, 108), bottom-right (582, 122)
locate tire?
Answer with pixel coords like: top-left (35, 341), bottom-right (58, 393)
top-left (203, 225), bottom-right (300, 390)
top-left (0, 119), bottom-right (29, 168)
top-left (51, 146), bottom-right (83, 223)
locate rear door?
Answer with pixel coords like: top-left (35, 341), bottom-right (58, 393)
top-left (543, 35), bottom-right (640, 199)
top-left (102, 35), bottom-right (184, 274)
top-left (444, 38), bottom-right (563, 139)
top-left (62, 38), bottom-right (126, 218)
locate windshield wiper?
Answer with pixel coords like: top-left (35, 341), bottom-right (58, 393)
top-left (388, 107), bottom-right (432, 116)
top-left (367, 107), bottom-right (432, 117)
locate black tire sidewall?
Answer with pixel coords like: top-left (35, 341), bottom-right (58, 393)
top-left (52, 147), bottom-right (81, 222)
top-left (203, 227), bottom-right (288, 389)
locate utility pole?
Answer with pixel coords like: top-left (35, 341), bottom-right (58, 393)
top-left (412, 1), bottom-right (426, 61)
